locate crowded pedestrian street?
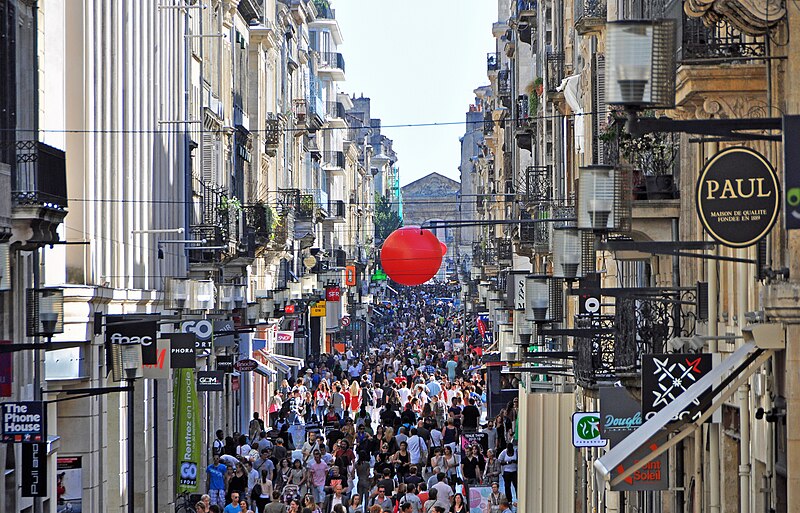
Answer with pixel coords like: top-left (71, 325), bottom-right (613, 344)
top-left (194, 284), bottom-right (518, 513)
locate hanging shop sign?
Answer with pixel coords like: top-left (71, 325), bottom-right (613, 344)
top-left (234, 358), bottom-right (259, 372)
top-left (696, 147), bottom-right (780, 247)
top-left (600, 387), bottom-right (668, 491)
top-left (106, 314), bottom-right (159, 365)
top-left (21, 443), bottom-right (47, 497)
top-left (182, 320), bottom-right (213, 352)
top-left (572, 412), bottom-right (607, 448)
top-left (1, 401), bottom-right (46, 443)
top-left (345, 265), bottom-right (357, 286)
top-left (175, 368), bottom-right (200, 493)
top-left (216, 355), bottom-right (234, 373)
top-left (197, 371), bottom-right (224, 392)
top-left (213, 320), bottom-right (236, 348)
top-left (142, 339), bottom-right (171, 380)
top-left (169, 333), bottom-right (197, 369)
top-left (641, 353), bottom-right (713, 422)
top-left (783, 115), bottom-right (800, 230)
top-left (310, 301), bottom-right (327, 317)
top-left (284, 304), bottom-right (296, 315)
top-left (276, 331), bottom-right (295, 344)
top-left (325, 286), bottom-right (341, 302)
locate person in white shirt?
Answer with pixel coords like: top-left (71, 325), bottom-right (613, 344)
top-left (406, 428), bottom-right (427, 466)
top-left (245, 461), bottom-right (260, 498)
top-left (431, 473), bottom-right (453, 510)
top-left (397, 383), bottom-right (412, 406)
top-left (236, 435), bottom-right (252, 458)
top-left (497, 443), bottom-right (518, 502)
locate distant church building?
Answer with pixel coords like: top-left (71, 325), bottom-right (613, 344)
top-left (401, 173), bottom-right (461, 280)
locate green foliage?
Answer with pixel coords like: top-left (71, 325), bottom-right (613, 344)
top-left (374, 193), bottom-right (402, 243)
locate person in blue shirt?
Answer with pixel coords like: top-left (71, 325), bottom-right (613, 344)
top-left (206, 454), bottom-right (228, 507)
top-left (222, 492), bottom-right (241, 513)
top-left (446, 359), bottom-right (458, 381)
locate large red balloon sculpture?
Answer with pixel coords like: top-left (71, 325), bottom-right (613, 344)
top-left (380, 226), bottom-right (443, 286)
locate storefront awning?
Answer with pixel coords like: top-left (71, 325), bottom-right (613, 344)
top-left (270, 354), bottom-right (304, 369)
top-left (594, 341), bottom-right (776, 489)
top-left (255, 361), bottom-right (277, 379)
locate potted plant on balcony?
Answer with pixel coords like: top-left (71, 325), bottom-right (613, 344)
top-left (600, 121), bottom-right (677, 200)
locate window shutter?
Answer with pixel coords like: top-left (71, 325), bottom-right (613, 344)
top-left (201, 131), bottom-right (215, 184)
top-left (594, 53), bottom-right (607, 165)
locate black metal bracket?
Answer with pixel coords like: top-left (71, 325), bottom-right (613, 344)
top-left (598, 240), bottom-right (757, 264)
top-left (42, 385), bottom-right (134, 404)
top-left (625, 110), bottom-right (782, 141)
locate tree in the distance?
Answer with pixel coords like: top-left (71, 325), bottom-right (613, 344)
top-left (374, 193), bottom-right (402, 244)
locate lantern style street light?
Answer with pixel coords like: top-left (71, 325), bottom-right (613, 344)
top-left (606, 20), bottom-right (676, 109)
top-left (525, 275), bottom-right (550, 322)
top-left (578, 165), bottom-right (617, 231)
top-left (553, 226), bottom-right (582, 279)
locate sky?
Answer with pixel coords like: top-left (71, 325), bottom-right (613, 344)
top-left (332, 0), bottom-right (497, 186)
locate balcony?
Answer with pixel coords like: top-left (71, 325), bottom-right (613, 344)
top-left (11, 141), bottom-right (68, 248)
top-left (498, 69), bottom-right (512, 97)
top-left (575, 0), bottom-right (606, 35)
top-left (546, 52), bottom-right (565, 93)
top-left (265, 114), bottom-right (284, 156)
top-left (517, 0), bottom-right (536, 17)
top-left (522, 165), bottom-right (551, 205)
top-left (680, 15), bottom-right (765, 63)
top-left (243, 203), bottom-right (276, 247)
top-left (326, 199), bottom-right (346, 223)
top-left (574, 289), bottom-right (698, 390)
top-left (321, 150), bottom-right (346, 174)
top-left (326, 101), bottom-right (345, 120)
top-left (515, 96), bottom-right (535, 152)
top-left (318, 52), bottom-right (345, 81)
top-left (189, 179), bottom-right (233, 264)
top-left (297, 189), bottom-right (329, 222)
top-left (487, 52), bottom-right (501, 73)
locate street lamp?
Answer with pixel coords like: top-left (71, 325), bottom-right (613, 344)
top-left (165, 277), bottom-right (190, 310)
top-left (27, 288), bottom-right (64, 337)
top-left (578, 165), bottom-right (618, 231)
top-left (553, 227), bottom-right (582, 279)
top-left (606, 20), bottom-right (676, 109)
top-left (525, 275), bottom-right (550, 322)
top-left (192, 279), bottom-right (216, 310)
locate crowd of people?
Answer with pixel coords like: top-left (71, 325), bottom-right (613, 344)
top-left (195, 285), bottom-right (519, 513)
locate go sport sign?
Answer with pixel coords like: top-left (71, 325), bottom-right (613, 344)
top-left (572, 412), bottom-right (607, 448)
top-left (696, 147), bottom-right (780, 248)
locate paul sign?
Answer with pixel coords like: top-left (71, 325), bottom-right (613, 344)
top-left (696, 147), bottom-right (780, 248)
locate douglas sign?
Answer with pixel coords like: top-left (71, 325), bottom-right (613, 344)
top-left (696, 147), bottom-right (780, 248)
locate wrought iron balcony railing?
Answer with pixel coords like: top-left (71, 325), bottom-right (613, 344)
top-left (546, 52), bottom-right (565, 92)
top-left (278, 188), bottom-right (300, 215)
top-left (680, 15), bottom-right (765, 62)
top-left (328, 199), bottom-right (346, 218)
top-left (498, 70), bottom-right (512, 98)
top-left (243, 203), bottom-right (276, 243)
top-left (326, 101), bottom-right (345, 120)
top-left (573, 289), bottom-right (698, 389)
top-left (575, 0), bottom-right (607, 34)
top-left (517, 0), bottom-right (536, 15)
top-left (13, 141), bottom-right (68, 210)
top-left (322, 151), bottom-right (346, 169)
top-left (522, 165), bottom-right (551, 204)
top-left (487, 52), bottom-right (501, 72)
top-left (516, 95), bottom-right (535, 130)
top-left (319, 52), bottom-right (345, 73)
